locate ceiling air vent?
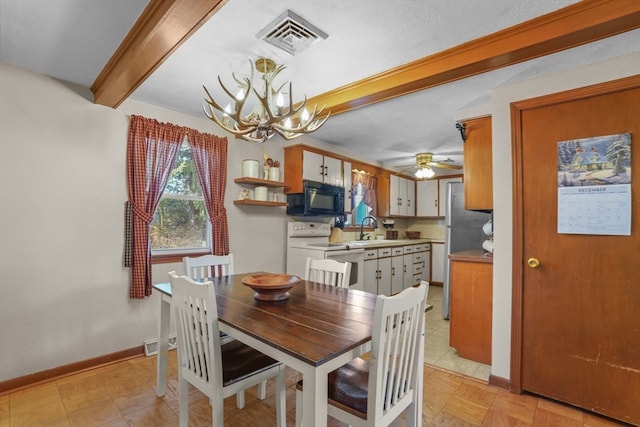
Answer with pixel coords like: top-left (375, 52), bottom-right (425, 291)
top-left (256, 10), bottom-right (328, 56)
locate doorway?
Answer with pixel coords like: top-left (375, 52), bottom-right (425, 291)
top-left (512, 76), bottom-right (640, 425)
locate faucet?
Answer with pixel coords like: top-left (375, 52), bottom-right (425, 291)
top-left (359, 216), bottom-right (378, 240)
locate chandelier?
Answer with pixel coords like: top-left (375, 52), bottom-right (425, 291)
top-left (203, 58), bottom-right (329, 143)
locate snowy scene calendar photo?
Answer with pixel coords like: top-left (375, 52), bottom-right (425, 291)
top-left (557, 133), bottom-right (631, 236)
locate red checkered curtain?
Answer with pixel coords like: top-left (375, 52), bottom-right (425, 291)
top-left (188, 129), bottom-right (229, 256)
top-left (127, 115), bottom-right (184, 298)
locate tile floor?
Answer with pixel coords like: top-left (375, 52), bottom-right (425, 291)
top-left (424, 285), bottom-right (492, 381)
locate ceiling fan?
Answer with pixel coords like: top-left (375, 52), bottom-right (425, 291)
top-left (396, 152), bottom-right (463, 179)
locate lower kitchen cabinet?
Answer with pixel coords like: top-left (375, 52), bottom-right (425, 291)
top-left (391, 247), bottom-right (404, 295)
top-left (430, 241), bottom-right (445, 285)
top-left (449, 251), bottom-right (492, 365)
top-left (363, 248), bottom-right (392, 295)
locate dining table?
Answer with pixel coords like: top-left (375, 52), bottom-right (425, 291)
top-left (152, 272), bottom-right (377, 427)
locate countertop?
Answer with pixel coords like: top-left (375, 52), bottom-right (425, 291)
top-left (448, 249), bottom-right (493, 263)
top-left (345, 238), bottom-right (443, 249)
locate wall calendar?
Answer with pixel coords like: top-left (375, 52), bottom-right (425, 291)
top-left (557, 133), bottom-right (631, 236)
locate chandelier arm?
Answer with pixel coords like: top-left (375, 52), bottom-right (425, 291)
top-left (202, 104), bottom-right (259, 137)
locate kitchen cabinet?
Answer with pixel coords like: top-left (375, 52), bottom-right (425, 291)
top-left (390, 247), bottom-right (404, 295)
top-left (388, 174), bottom-right (415, 217)
top-left (363, 248), bottom-right (392, 295)
top-left (284, 145), bottom-right (347, 194)
top-left (430, 241), bottom-right (445, 285)
top-left (462, 116), bottom-right (493, 210)
top-left (302, 150), bottom-right (342, 185)
top-left (416, 179), bottom-right (438, 216)
top-left (343, 160), bottom-right (352, 213)
top-left (416, 176), bottom-right (462, 217)
top-left (233, 177), bottom-right (288, 207)
top-left (412, 244), bottom-right (430, 286)
top-left (402, 245), bottom-right (415, 290)
top-left (449, 250), bottom-right (492, 364)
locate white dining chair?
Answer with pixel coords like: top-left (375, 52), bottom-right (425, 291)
top-left (295, 282), bottom-right (428, 426)
top-left (182, 254), bottom-right (269, 408)
top-left (304, 257), bottom-right (352, 288)
top-left (183, 254), bottom-right (234, 280)
top-left (169, 272), bottom-right (286, 427)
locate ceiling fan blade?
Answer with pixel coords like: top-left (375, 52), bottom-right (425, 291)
top-left (431, 162), bottom-right (462, 170)
top-left (396, 165), bottom-right (417, 174)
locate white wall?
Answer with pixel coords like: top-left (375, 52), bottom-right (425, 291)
top-left (0, 62), bottom-right (290, 381)
top-left (489, 52), bottom-right (640, 380)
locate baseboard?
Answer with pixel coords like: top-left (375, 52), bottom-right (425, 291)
top-left (0, 345), bottom-right (144, 396)
top-left (488, 373), bottom-right (511, 390)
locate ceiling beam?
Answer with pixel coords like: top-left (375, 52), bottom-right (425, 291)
top-left (307, 0), bottom-right (640, 115)
top-left (91, 0), bottom-right (228, 108)
top-left (92, 0), bottom-right (639, 112)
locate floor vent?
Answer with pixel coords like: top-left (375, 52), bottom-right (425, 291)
top-left (256, 10), bottom-right (328, 56)
top-left (144, 335), bottom-right (177, 356)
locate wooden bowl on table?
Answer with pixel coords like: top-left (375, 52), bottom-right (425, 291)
top-left (406, 231), bottom-right (421, 239)
top-left (241, 273), bottom-right (301, 301)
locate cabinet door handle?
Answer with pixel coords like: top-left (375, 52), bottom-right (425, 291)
top-left (319, 165), bottom-right (324, 176)
top-left (392, 267), bottom-right (395, 276)
top-left (324, 165), bottom-right (328, 176)
top-left (435, 200), bottom-right (438, 207)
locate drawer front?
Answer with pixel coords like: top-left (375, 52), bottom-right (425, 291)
top-left (379, 248), bottom-right (392, 258)
top-left (414, 263), bottom-right (424, 274)
top-left (413, 252), bottom-right (424, 263)
top-left (413, 244), bottom-right (424, 252)
top-left (403, 245), bottom-right (414, 254)
top-left (364, 250), bottom-right (378, 260)
top-left (392, 247), bottom-right (404, 256)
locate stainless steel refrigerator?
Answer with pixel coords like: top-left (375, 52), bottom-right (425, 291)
top-left (442, 182), bottom-right (492, 319)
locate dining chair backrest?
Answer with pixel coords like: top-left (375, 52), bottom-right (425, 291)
top-left (170, 273), bottom-right (223, 392)
top-left (367, 282), bottom-right (428, 424)
top-left (295, 282), bottom-right (428, 427)
top-left (183, 253), bottom-right (234, 280)
top-left (421, 280), bottom-right (430, 303)
top-left (304, 257), bottom-right (351, 288)
top-left (169, 271), bottom-right (286, 427)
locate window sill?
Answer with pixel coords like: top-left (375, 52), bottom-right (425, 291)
top-left (151, 251), bottom-right (210, 265)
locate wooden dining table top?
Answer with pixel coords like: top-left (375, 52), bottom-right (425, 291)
top-left (153, 272), bottom-right (377, 367)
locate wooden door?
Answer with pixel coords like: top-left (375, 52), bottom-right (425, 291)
top-left (514, 76), bottom-right (639, 425)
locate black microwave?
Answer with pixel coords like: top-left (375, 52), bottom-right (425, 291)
top-left (287, 180), bottom-right (345, 217)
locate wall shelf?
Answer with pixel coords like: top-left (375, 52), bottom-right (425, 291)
top-left (234, 177), bottom-right (287, 188)
top-left (233, 199), bottom-right (288, 207)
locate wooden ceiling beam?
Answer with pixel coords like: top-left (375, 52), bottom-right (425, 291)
top-left (91, 0), bottom-right (228, 108)
top-left (92, 0), bottom-right (639, 112)
top-left (307, 0), bottom-right (640, 115)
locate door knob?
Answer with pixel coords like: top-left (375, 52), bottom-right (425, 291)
top-left (527, 258), bottom-right (541, 268)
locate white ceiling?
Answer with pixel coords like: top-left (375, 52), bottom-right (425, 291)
top-left (1, 0), bottom-right (638, 176)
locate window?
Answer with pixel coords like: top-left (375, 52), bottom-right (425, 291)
top-left (343, 171), bottom-right (377, 227)
top-left (351, 182), bottom-right (374, 225)
top-left (150, 142), bottom-right (210, 254)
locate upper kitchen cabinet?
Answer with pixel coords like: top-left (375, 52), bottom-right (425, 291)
top-left (462, 116), bottom-right (493, 211)
top-left (390, 174), bottom-right (415, 217)
top-left (416, 176), bottom-right (463, 217)
top-left (378, 172), bottom-right (415, 217)
top-left (283, 145), bottom-right (345, 194)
